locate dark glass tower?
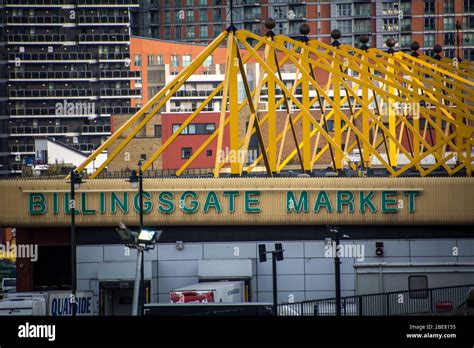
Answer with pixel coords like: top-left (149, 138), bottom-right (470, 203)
top-left (0, 0), bottom-right (140, 175)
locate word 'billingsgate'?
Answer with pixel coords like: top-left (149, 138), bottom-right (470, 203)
top-left (28, 190), bottom-right (420, 215)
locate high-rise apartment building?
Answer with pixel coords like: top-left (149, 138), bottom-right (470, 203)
top-left (131, 0), bottom-right (472, 60)
top-left (0, 0), bottom-right (141, 176)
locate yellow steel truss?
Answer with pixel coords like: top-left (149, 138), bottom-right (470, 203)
top-left (74, 28), bottom-right (474, 179)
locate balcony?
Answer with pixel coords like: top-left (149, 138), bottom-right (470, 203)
top-left (78, 15), bottom-right (129, 25)
top-left (5, 0), bottom-right (65, 7)
top-left (10, 125), bottom-right (69, 136)
top-left (77, 0), bottom-right (139, 7)
top-left (100, 70), bottom-right (140, 80)
top-left (236, 0), bottom-right (260, 5)
top-left (7, 16), bottom-right (65, 26)
top-left (9, 71), bottom-right (95, 81)
top-left (174, 89), bottom-right (224, 98)
top-left (69, 143), bottom-right (96, 152)
top-left (100, 106), bottom-right (138, 115)
top-left (9, 107), bottom-right (55, 117)
top-left (8, 52), bottom-right (94, 63)
top-left (7, 34), bottom-right (66, 45)
top-left (81, 124), bottom-right (111, 135)
top-left (243, 13), bottom-right (261, 22)
top-left (98, 52), bottom-right (130, 62)
top-left (100, 88), bottom-right (141, 98)
top-left (9, 144), bottom-right (35, 154)
top-left (78, 33), bottom-right (130, 44)
top-left (9, 89), bottom-right (95, 100)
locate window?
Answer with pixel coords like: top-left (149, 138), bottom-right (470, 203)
top-left (187, 0), bottom-right (193, 5)
top-left (156, 55), bottom-right (163, 65)
top-left (401, 18), bottom-right (411, 31)
top-left (187, 26), bottom-right (195, 39)
top-left (444, 0), bottom-right (454, 13)
top-left (382, 2), bottom-right (399, 15)
top-left (336, 20), bottom-right (352, 33)
top-left (171, 54), bottom-right (179, 67)
top-left (203, 54), bottom-right (213, 67)
top-left (199, 0), bottom-right (207, 4)
top-left (424, 0), bottom-right (435, 14)
top-left (464, 48), bottom-right (474, 60)
top-left (445, 33), bottom-right (455, 45)
top-left (206, 150), bottom-right (212, 157)
top-left (165, 10), bottom-right (170, 24)
top-left (466, 0), bottom-right (474, 12)
top-left (400, 2), bottom-right (411, 15)
top-left (464, 15), bottom-right (474, 29)
top-left (354, 3), bottom-right (370, 16)
top-left (200, 25), bottom-right (208, 38)
top-left (213, 8), bottom-right (221, 21)
top-left (154, 125), bottom-right (162, 138)
top-left (172, 123), bottom-right (215, 135)
top-left (424, 34), bottom-right (435, 47)
top-left (383, 18), bottom-right (399, 32)
top-left (147, 54), bottom-right (154, 66)
top-left (464, 32), bottom-right (474, 45)
top-left (134, 54), bottom-right (142, 67)
top-left (140, 154), bottom-right (147, 161)
top-left (182, 54), bottom-right (192, 67)
top-left (400, 34), bottom-right (412, 48)
top-left (337, 4), bottom-right (352, 17)
top-left (199, 9), bottom-right (207, 22)
top-left (327, 120), bottom-right (334, 132)
top-left (186, 10), bottom-right (194, 22)
top-left (424, 17), bottom-right (435, 30)
top-left (444, 17), bottom-right (454, 30)
top-left (175, 26), bottom-right (182, 40)
top-left (354, 19), bottom-right (370, 33)
top-left (214, 24), bottom-right (222, 37)
top-left (181, 147), bottom-right (192, 159)
top-left (409, 276), bottom-right (428, 299)
top-left (164, 27), bottom-right (170, 40)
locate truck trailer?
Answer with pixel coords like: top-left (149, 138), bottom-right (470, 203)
top-left (0, 291), bottom-right (94, 316)
top-left (169, 281), bottom-right (245, 304)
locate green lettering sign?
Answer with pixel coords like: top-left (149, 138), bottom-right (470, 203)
top-left (359, 191), bottom-right (377, 213)
top-left (381, 191), bottom-right (398, 213)
top-left (29, 193), bottom-right (47, 215)
top-left (245, 191), bottom-right (261, 213)
top-left (158, 192), bottom-right (175, 214)
top-left (223, 191), bottom-right (239, 213)
top-left (287, 191), bottom-right (308, 213)
top-left (110, 192), bottom-right (128, 214)
top-left (81, 192), bottom-right (96, 215)
top-left (180, 191), bottom-right (199, 214)
top-left (313, 191), bottom-right (333, 213)
top-left (337, 191), bottom-right (354, 213)
top-left (403, 191), bottom-right (419, 213)
top-left (133, 192), bottom-right (153, 214)
top-left (203, 191), bottom-right (222, 213)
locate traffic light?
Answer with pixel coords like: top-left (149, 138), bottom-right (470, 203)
top-left (275, 243), bottom-right (284, 261)
top-left (258, 244), bottom-right (267, 263)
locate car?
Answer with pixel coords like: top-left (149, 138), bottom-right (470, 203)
top-left (1, 278), bottom-right (16, 294)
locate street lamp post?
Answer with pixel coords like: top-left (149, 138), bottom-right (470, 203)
top-left (258, 243), bottom-right (284, 316)
top-left (328, 226), bottom-right (341, 317)
top-left (68, 170), bottom-right (83, 316)
top-left (116, 223), bottom-right (161, 316)
top-left (128, 165), bottom-right (146, 315)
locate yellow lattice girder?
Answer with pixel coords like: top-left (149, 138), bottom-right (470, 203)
top-left (73, 28), bottom-right (473, 179)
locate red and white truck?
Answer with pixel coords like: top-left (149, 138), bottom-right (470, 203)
top-left (169, 281), bottom-right (245, 304)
